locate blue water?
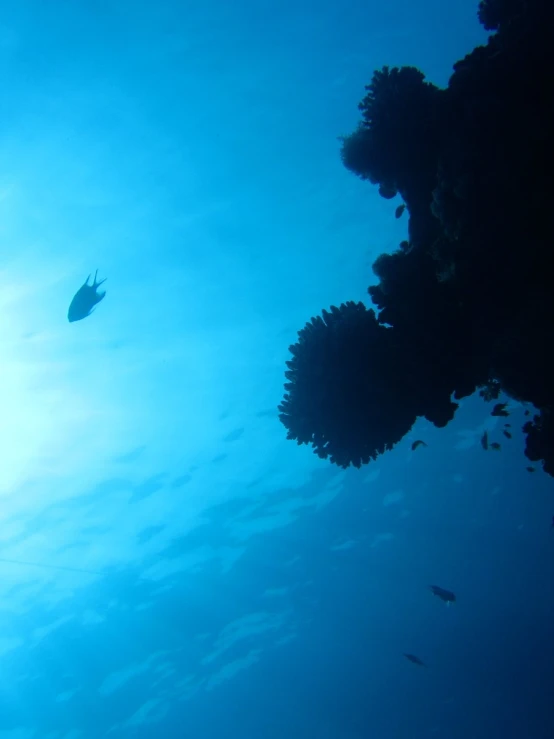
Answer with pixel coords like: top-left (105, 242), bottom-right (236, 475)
top-left (1, 1), bottom-right (553, 737)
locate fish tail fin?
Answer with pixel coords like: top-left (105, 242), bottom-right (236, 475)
top-left (94, 271), bottom-right (107, 287)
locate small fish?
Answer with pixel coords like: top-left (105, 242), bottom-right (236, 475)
top-left (411, 440), bottom-right (427, 451)
top-left (404, 653), bottom-right (426, 667)
top-left (526, 466), bottom-right (536, 473)
top-left (490, 442), bottom-right (501, 451)
top-left (491, 403), bottom-right (509, 417)
top-left (524, 410), bottom-right (530, 416)
top-left (481, 431), bottom-right (489, 450)
top-left (429, 585), bottom-right (456, 604)
top-left (503, 430), bottom-right (512, 439)
top-left (395, 204), bottom-right (406, 219)
top-left (68, 270), bottom-right (107, 322)
top-left (504, 423), bottom-right (511, 427)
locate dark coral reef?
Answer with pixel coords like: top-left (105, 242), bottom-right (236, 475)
top-left (279, 0), bottom-right (554, 474)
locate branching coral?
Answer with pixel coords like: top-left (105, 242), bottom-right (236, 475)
top-left (339, 66), bottom-right (443, 208)
top-left (278, 302), bottom-right (419, 468)
top-left (477, 0), bottom-right (530, 31)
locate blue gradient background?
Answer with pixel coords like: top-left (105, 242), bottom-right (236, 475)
top-left (1, 1), bottom-right (553, 737)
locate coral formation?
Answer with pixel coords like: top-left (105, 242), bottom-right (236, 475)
top-left (280, 0), bottom-right (554, 474)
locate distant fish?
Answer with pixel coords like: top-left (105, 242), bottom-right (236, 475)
top-left (411, 440), bottom-right (427, 451)
top-left (429, 585), bottom-right (456, 604)
top-left (491, 403), bottom-right (509, 417)
top-left (395, 204), bottom-right (406, 219)
top-left (68, 270), bottom-right (106, 322)
top-left (526, 466), bottom-right (536, 473)
top-left (524, 409), bottom-right (530, 416)
top-left (490, 442), bottom-right (501, 451)
top-left (404, 653), bottom-right (426, 667)
top-left (481, 431), bottom-right (489, 450)
top-left (504, 423), bottom-right (511, 427)
top-left (503, 430), bottom-right (512, 439)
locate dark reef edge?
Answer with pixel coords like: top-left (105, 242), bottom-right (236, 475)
top-left (279, 0), bottom-right (554, 476)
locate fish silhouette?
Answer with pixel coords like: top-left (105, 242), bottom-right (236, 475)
top-left (68, 270), bottom-right (107, 322)
top-left (429, 585), bottom-right (456, 604)
top-left (411, 439), bottom-right (427, 451)
top-left (404, 653), bottom-right (426, 667)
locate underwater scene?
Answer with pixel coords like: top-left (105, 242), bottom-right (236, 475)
top-left (1, 0), bottom-right (553, 737)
